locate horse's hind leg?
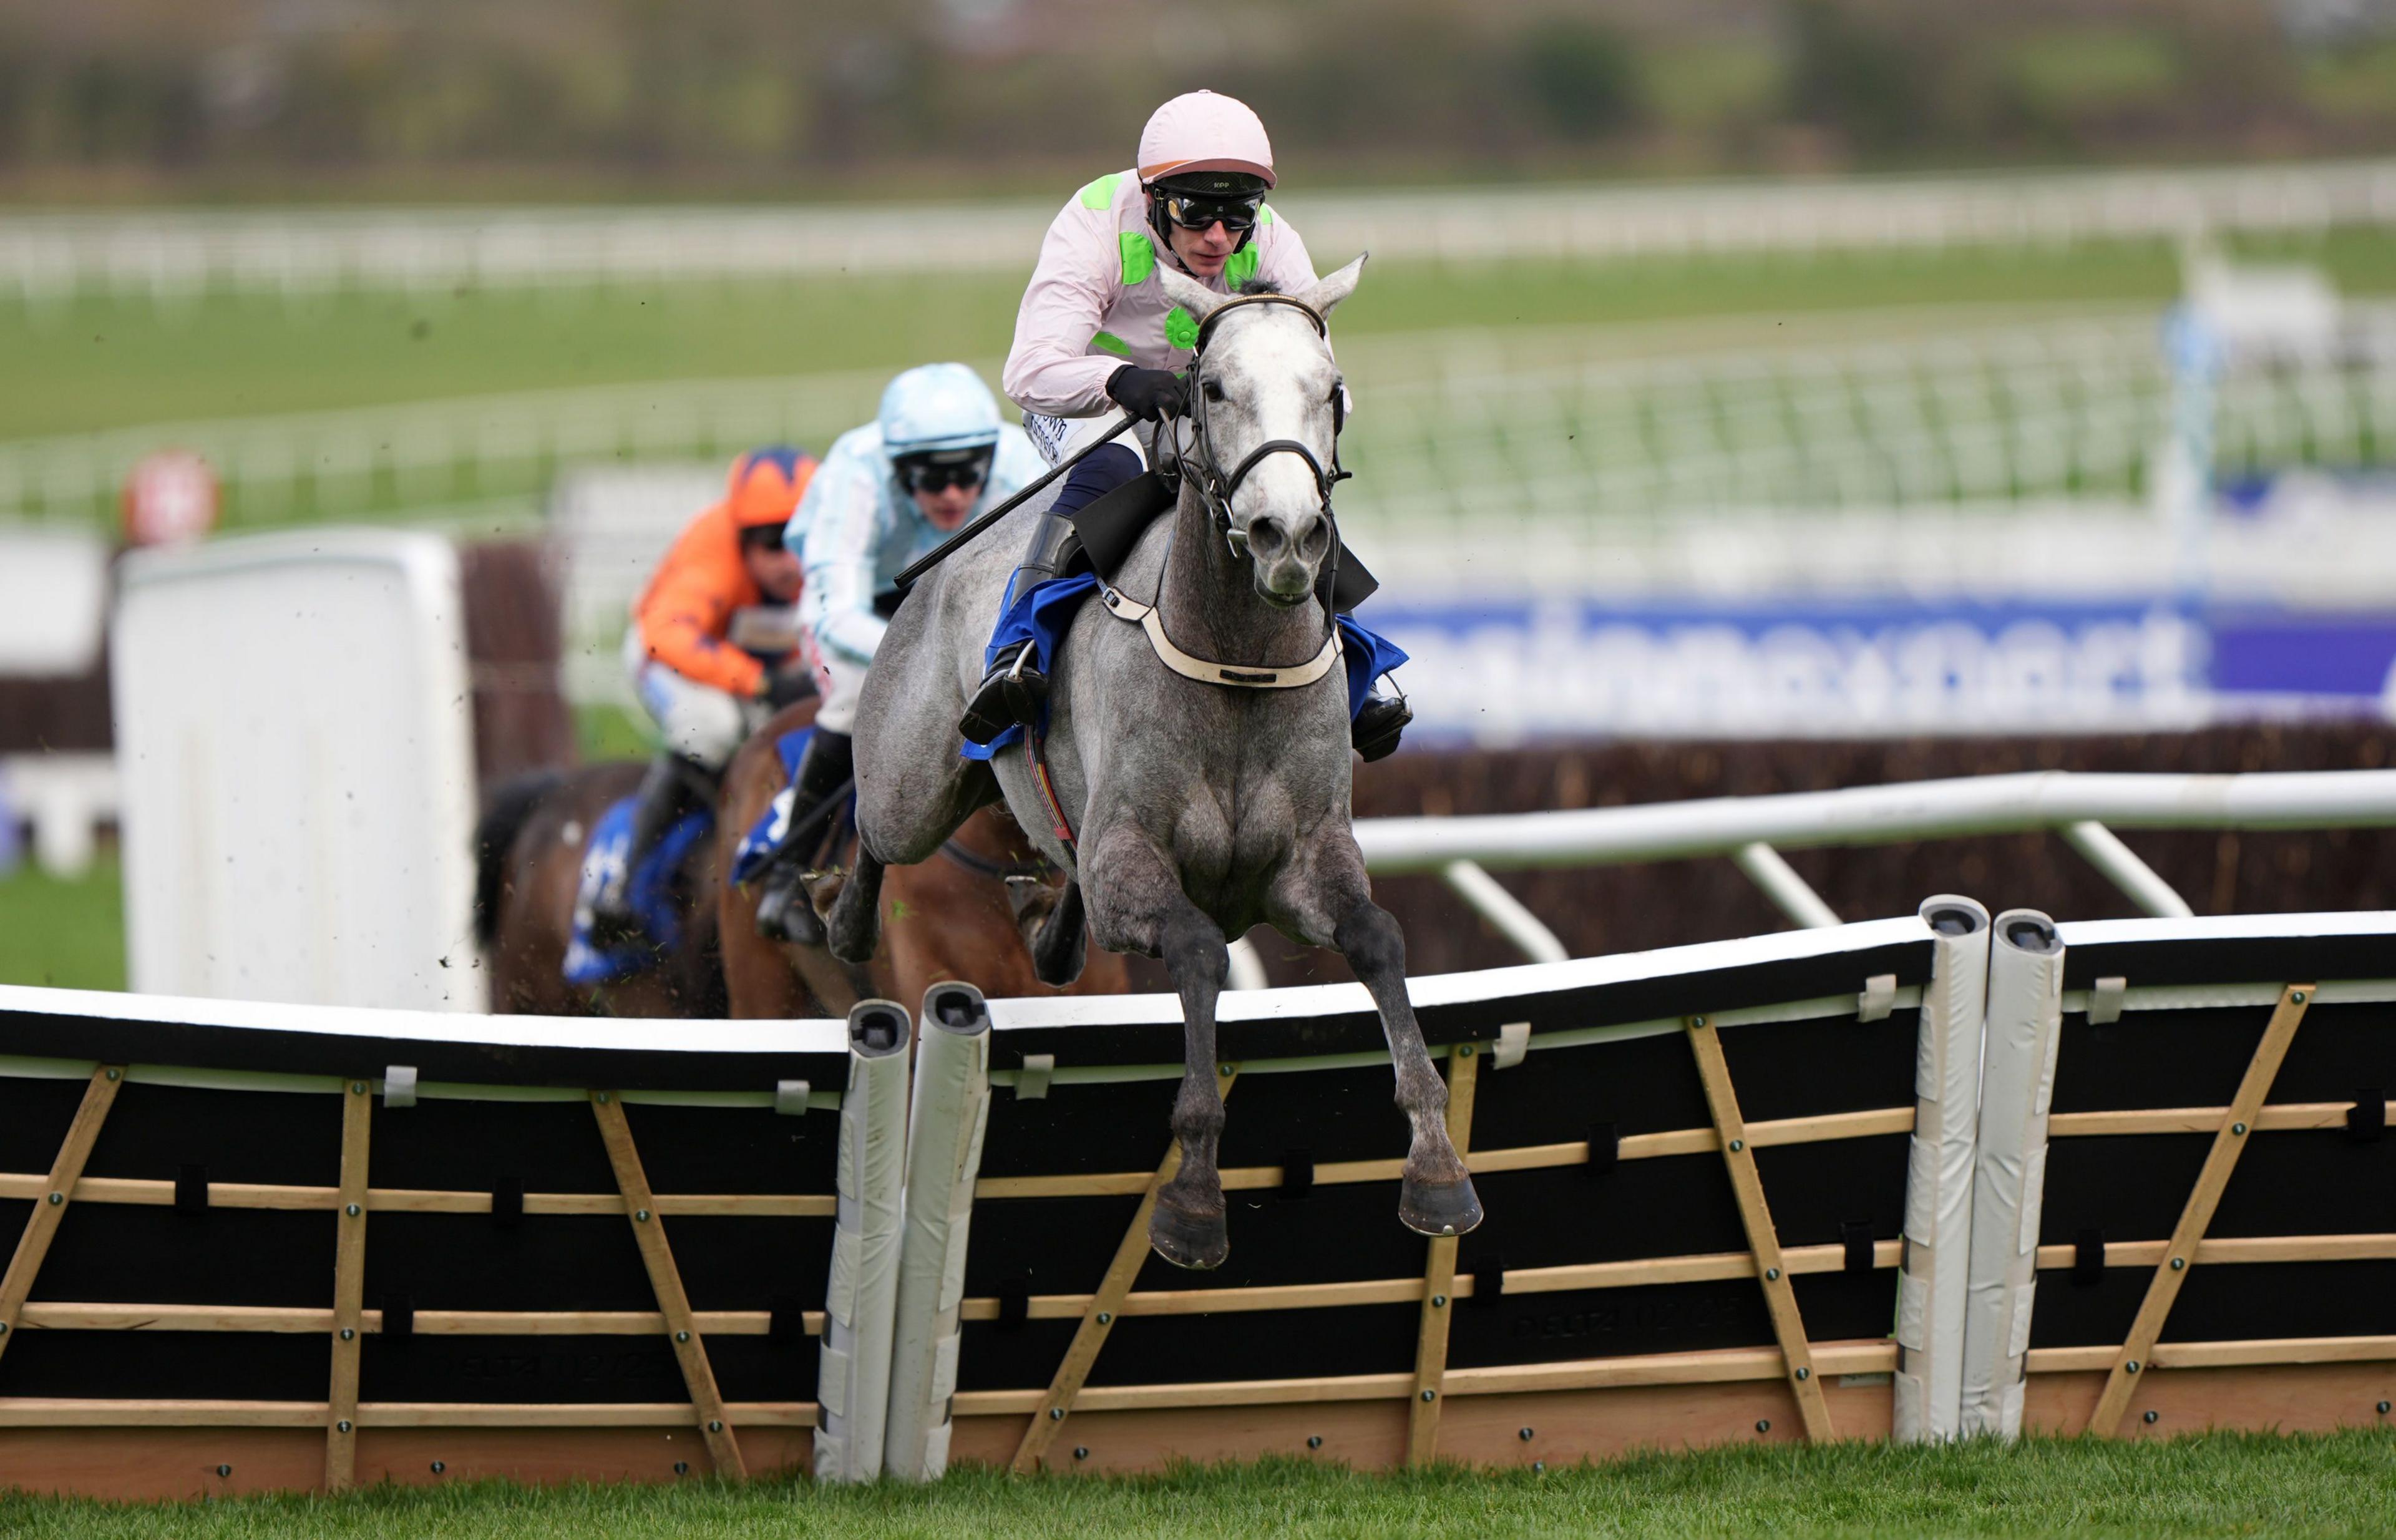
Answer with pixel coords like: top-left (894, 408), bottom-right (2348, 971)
top-left (822, 845), bottom-right (887, 965)
top-left (1012, 880), bottom-right (1089, 988)
top-left (1334, 892), bottom-right (1483, 1239)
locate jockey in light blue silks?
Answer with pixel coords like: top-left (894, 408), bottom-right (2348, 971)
top-left (955, 88), bottom-right (1411, 762)
top-left (748, 362), bottom-right (1045, 942)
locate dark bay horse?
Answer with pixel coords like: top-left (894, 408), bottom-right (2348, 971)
top-left (473, 762), bottom-right (729, 1017)
top-left (717, 702), bottom-right (1128, 1018)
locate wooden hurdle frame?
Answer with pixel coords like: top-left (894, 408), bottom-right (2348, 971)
top-left (0, 998), bottom-right (867, 1499)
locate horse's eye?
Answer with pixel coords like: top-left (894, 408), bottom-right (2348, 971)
top-left (1202, 379), bottom-right (1225, 403)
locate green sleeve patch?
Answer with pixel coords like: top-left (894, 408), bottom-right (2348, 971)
top-left (1091, 330), bottom-right (1132, 357)
top-left (1260, 202), bottom-right (1277, 226)
top-left (1078, 172), bottom-right (1126, 211)
top-left (1222, 245), bottom-right (1260, 290)
top-left (1164, 306), bottom-right (1199, 352)
top-left (1119, 231), bottom-right (1156, 286)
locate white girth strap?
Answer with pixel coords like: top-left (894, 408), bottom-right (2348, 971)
top-left (1099, 583), bottom-right (1343, 691)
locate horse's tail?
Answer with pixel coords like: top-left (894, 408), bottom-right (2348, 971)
top-left (472, 770), bottom-right (565, 949)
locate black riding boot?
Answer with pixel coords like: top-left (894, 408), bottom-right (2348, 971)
top-left (754, 728), bottom-right (855, 945)
top-left (589, 752), bottom-right (716, 948)
top-left (957, 507), bottom-right (1081, 745)
top-left (1351, 691), bottom-right (1413, 763)
top-left (958, 443), bottom-right (1142, 746)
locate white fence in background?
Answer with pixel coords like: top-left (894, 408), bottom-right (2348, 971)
top-left (8, 306), bottom-right (2395, 537)
top-left (7, 160), bottom-right (2396, 298)
top-left (1355, 768), bottom-right (2396, 960)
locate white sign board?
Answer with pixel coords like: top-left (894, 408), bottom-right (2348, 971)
top-left (111, 529), bottom-right (483, 1010)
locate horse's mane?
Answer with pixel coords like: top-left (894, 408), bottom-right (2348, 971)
top-left (1236, 276), bottom-right (1282, 296)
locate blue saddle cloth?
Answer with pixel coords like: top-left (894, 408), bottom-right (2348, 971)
top-left (960, 574), bottom-right (1408, 759)
top-left (728, 728), bottom-right (819, 886)
top-left (563, 796), bottom-right (714, 987)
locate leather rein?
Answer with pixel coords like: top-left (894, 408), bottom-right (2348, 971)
top-left (1113, 291), bottom-right (1351, 691)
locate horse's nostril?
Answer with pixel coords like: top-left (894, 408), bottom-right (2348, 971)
top-left (1246, 517), bottom-right (1288, 556)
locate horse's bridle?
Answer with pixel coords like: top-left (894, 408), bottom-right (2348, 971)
top-left (1164, 293), bottom-right (1353, 584)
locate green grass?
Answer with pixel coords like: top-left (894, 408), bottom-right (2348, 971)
top-left (5, 1436), bottom-right (2394, 1538)
top-left (4, 227), bottom-right (2392, 443)
top-left (0, 240), bottom-right (2208, 442)
top-left (0, 852), bottom-right (126, 992)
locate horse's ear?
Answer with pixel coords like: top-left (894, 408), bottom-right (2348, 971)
top-left (1154, 263), bottom-right (1230, 319)
top-left (1301, 253), bottom-right (1367, 318)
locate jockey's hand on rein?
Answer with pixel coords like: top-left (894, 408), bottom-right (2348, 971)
top-left (1105, 365), bottom-right (1187, 423)
top-left (759, 661), bottom-right (816, 710)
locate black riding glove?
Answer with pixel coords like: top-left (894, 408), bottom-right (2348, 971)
top-left (759, 661), bottom-right (816, 710)
top-left (1106, 365), bottom-right (1186, 423)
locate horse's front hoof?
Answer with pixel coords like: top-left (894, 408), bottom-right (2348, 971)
top-left (1148, 1196), bottom-right (1229, 1270)
top-left (1399, 1174), bottom-right (1484, 1239)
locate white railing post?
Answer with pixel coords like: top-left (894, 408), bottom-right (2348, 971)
top-left (1893, 895), bottom-right (1991, 1442)
top-left (1439, 859), bottom-right (1569, 964)
top-left (814, 998), bottom-right (912, 1484)
top-left (1960, 910), bottom-right (2066, 1438)
top-left (884, 984), bottom-right (991, 1482)
top-left (1731, 841), bottom-right (1842, 930)
top-left (2058, 820), bottom-right (2195, 919)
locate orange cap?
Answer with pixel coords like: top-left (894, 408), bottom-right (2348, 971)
top-left (726, 446), bottom-right (816, 530)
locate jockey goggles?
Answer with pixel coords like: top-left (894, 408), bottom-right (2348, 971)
top-left (1154, 187), bottom-right (1265, 234)
top-left (896, 449), bottom-right (990, 494)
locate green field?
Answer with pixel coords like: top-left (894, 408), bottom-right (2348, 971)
top-left (0, 854), bottom-right (125, 993)
top-left (11, 228), bottom-right (2395, 443)
top-left (6, 1436), bottom-right (2395, 1539)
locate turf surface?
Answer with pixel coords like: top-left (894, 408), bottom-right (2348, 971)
top-left (3, 1436), bottom-right (2393, 1539)
top-left (0, 852), bottom-right (125, 992)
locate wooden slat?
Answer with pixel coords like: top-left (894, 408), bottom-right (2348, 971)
top-left (953, 1338), bottom-right (1904, 1417)
top-left (323, 1078), bottom-right (372, 1492)
top-left (950, 1238), bottom-right (1907, 1323)
top-left (12, 1304), bottom-right (827, 1337)
top-left (0, 1172), bottom-right (834, 1217)
top-left (589, 1092), bottom-right (747, 1479)
top-left (1407, 1045), bottom-right (1481, 1467)
top-left (2032, 1233), bottom-right (2396, 1270)
top-left (1010, 1068), bottom-right (1237, 1474)
top-left (0, 1066), bottom-right (123, 1368)
top-left (2085, 983), bottom-right (2315, 1439)
top-left (1685, 1016), bottom-right (1836, 1441)
top-left (2029, 1333), bottom-right (2396, 1375)
top-left (0, 1398), bottom-right (819, 1428)
top-left (972, 1104), bottom-right (1917, 1202)
top-left (2048, 1100), bottom-right (2391, 1138)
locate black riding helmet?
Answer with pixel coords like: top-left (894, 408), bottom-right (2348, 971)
top-left (1147, 170), bottom-right (1270, 257)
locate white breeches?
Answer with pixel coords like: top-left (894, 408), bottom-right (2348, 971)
top-left (1022, 412), bottom-right (1179, 470)
top-left (804, 634), bottom-right (870, 734)
top-left (621, 628), bottom-right (763, 770)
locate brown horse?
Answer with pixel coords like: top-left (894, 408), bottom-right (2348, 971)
top-left (718, 702), bottom-right (1129, 1018)
top-left (473, 762), bottom-right (730, 1018)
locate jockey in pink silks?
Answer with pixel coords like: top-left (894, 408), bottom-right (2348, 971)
top-left (956, 89), bottom-right (1410, 761)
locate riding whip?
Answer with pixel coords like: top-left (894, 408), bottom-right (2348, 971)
top-left (894, 411), bottom-right (1139, 591)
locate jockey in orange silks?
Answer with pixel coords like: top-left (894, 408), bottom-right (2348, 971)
top-left (956, 89), bottom-right (1410, 761)
top-left (589, 446), bottom-right (818, 944)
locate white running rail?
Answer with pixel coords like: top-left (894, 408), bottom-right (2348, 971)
top-left (7, 160), bottom-right (2395, 297)
top-left (1357, 768), bottom-right (2396, 947)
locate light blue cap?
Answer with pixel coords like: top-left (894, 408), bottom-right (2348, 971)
top-left (879, 363), bottom-right (1003, 456)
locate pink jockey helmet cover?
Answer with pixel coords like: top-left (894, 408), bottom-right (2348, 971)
top-left (1137, 90), bottom-right (1275, 188)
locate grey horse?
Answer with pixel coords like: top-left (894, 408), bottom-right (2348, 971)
top-left (821, 255), bottom-right (1483, 1269)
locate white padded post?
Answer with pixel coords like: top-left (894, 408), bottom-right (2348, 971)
top-left (814, 998), bottom-right (912, 1484)
top-left (1891, 895), bottom-right (1990, 1442)
top-left (883, 982), bottom-right (993, 1481)
top-left (1960, 909), bottom-right (2065, 1438)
